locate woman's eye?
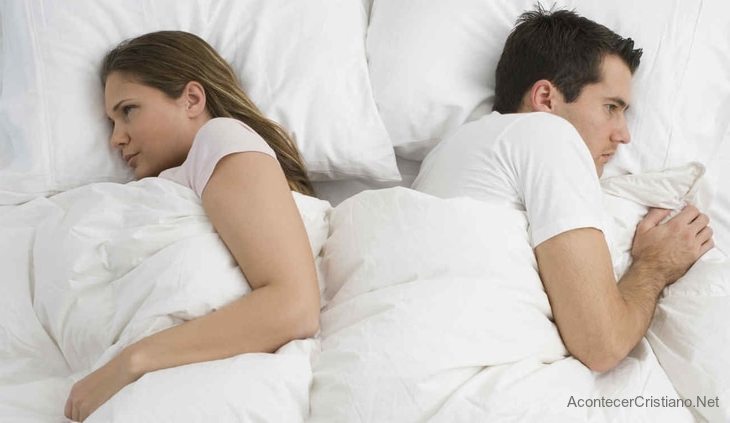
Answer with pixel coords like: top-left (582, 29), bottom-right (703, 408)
top-left (122, 105), bottom-right (135, 117)
top-left (606, 104), bottom-right (617, 113)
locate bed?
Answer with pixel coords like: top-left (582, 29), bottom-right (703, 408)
top-left (1, 0), bottom-right (729, 422)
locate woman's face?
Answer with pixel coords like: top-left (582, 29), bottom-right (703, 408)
top-left (104, 72), bottom-right (199, 179)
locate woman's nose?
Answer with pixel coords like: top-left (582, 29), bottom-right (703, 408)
top-left (110, 125), bottom-right (129, 148)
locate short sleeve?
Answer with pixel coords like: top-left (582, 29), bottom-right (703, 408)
top-left (159, 118), bottom-right (277, 197)
top-left (501, 113), bottom-right (606, 248)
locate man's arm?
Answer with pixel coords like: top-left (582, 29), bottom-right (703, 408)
top-left (534, 206), bottom-right (714, 372)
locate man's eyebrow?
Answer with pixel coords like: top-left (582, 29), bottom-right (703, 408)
top-left (606, 96), bottom-right (630, 110)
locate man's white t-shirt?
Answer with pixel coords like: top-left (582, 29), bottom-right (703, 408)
top-left (412, 111), bottom-right (606, 248)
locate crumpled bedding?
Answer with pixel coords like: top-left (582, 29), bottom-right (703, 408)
top-left (602, 162), bottom-right (729, 423)
top-left (0, 163), bottom-right (727, 422)
top-left (0, 178), bottom-right (330, 422)
top-left (309, 162), bottom-right (727, 422)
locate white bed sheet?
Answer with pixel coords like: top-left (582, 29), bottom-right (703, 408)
top-left (313, 156), bottom-right (420, 206)
top-left (308, 163), bottom-right (728, 422)
top-left (2, 169), bottom-right (727, 422)
top-left (2, 154), bottom-right (728, 423)
top-left (0, 179), bottom-right (331, 422)
top-left (310, 183), bottom-right (728, 422)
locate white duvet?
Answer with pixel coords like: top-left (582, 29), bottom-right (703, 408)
top-left (310, 163), bottom-right (728, 422)
top-left (1, 164), bottom-right (728, 422)
top-left (602, 164), bottom-right (730, 423)
top-left (0, 178), bottom-right (330, 422)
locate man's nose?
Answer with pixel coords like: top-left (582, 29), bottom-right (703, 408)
top-left (612, 120), bottom-right (631, 144)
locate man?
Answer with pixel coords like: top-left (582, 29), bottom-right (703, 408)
top-left (413, 7), bottom-right (714, 372)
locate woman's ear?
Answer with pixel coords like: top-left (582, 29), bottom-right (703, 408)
top-left (182, 81), bottom-right (208, 118)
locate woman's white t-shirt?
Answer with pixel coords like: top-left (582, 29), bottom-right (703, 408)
top-left (159, 117), bottom-right (277, 197)
top-left (412, 111), bottom-right (606, 248)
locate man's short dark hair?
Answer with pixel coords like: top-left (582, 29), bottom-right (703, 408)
top-left (493, 5), bottom-right (643, 114)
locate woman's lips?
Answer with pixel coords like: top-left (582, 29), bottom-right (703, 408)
top-left (126, 153), bottom-right (139, 167)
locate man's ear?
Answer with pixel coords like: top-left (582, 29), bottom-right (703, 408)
top-left (181, 81), bottom-right (208, 118)
top-left (523, 79), bottom-right (559, 113)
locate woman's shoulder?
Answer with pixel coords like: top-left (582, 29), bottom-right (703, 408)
top-left (159, 117), bottom-right (278, 198)
top-left (193, 117), bottom-right (276, 160)
top-left (196, 117), bottom-right (261, 142)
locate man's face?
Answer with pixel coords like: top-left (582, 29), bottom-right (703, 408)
top-left (552, 54), bottom-right (633, 177)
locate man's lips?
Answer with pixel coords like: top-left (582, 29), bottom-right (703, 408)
top-left (601, 150), bottom-right (616, 158)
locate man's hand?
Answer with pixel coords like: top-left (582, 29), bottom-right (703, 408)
top-left (533, 204), bottom-right (714, 372)
top-left (631, 205), bottom-right (714, 286)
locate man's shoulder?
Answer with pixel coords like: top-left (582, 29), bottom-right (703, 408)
top-left (424, 111), bottom-right (581, 164)
top-left (499, 111), bottom-right (578, 138)
top-left (456, 111), bottom-right (579, 144)
top-left (488, 112), bottom-right (583, 157)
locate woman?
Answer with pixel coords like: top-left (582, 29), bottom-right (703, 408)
top-left (65, 31), bottom-right (320, 421)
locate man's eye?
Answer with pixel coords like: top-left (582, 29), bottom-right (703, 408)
top-left (122, 105), bottom-right (135, 116)
top-left (606, 104), bottom-right (617, 113)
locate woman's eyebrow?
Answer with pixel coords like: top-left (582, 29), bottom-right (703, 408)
top-left (112, 98), bottom-right (133, 112)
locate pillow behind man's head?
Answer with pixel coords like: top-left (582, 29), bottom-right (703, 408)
top-left (366, 0), bottom-right (717, 178)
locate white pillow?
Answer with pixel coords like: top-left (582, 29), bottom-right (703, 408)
top-left (0, 15), bottom-right (3, 97)
top-left (361, 0), bottom-right (373, 17)
top-left (366, 0), bottom-right (702, 171)
top-left (0, 0), bottom-right (399, 204)
top-left (709, 134), bottom-right (730, 256)
top-left (666, 0), bottom-right (730, 170)
top-left (665, 0), bottom-right (730, 255)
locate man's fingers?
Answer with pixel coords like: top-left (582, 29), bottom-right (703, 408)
top-left (64, 397), bottom-right (72, 419)
top-left (690, 212), bottom-right (710, 232)
top-left (700, 238), bottom-right (715, 257)
top-left (638, 208), bottom-right (672, 231)
top-left (670, 204), bottom-right (701, 225)
top-left (698, 226), bottom-right (714, 244)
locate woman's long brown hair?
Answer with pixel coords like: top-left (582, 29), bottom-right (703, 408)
top-left (101, 31), bottom-right (314, 196)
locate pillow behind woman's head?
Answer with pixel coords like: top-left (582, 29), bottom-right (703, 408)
top-left (0, 0), bottom-right (399, 205)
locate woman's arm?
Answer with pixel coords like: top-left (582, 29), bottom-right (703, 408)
top-left (66, 152), bottom-right (319, 421)
top-left (128, 151), bottom-right (320, 371)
